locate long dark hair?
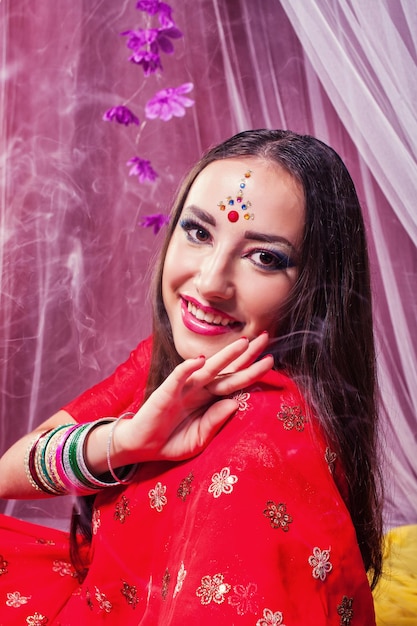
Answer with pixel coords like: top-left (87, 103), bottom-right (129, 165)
top-left (146, 129), bottom-right (383, 587)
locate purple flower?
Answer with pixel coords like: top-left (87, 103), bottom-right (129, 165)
top-left (140, 212), bottom-right (170, 234)
top-left (127, 157), bottom-right (158, 183)
top-left (128, 48), bottom-right (162, 76)
top-left (145, 82), bottom-right (194, 122)
top-left (155, 26), bottom-right (183, 54)
top-left (121, 26), bottom-right (182, 74)
top-left (136, 1), bottom-right (174, 27)
top-left (102, 105), bottom-right (139, 126)
top-left (122, 28), bottom-right (158, 51)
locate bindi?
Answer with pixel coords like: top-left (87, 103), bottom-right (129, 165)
top-left (217, 170), bottom-right (255, 222)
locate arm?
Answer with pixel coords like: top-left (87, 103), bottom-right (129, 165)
top-left (0, 334), bottom-right (273, 500)
top-left (0, 410), bottom-right (76, 499)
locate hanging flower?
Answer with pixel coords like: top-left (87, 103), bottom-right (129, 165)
top-left (140, 213), bottom-right (170, 234)
top-left (136, 0), bottom-right (174, 27)
top-left (103, 105), bottom-right (139, 126)
top-left (126, 156), bottom-right (158, 183)
top-left (122, 25), bottom-right (182, 74)
top-left (155, 26), bottom-right (183, 54)
top-left (145, 82), bottom-right (194, 121)
top-left (129, 49), bottom-right (162, 75)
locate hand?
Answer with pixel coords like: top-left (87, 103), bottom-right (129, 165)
top-left (116, 333), bottom-right (273, 463)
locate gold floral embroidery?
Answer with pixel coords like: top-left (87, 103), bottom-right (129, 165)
top-left (0, 555), bottom-right (8, 575)
top-left (228, 582), bottom-right (258, 615)
top-left (308, 546), bottom-right (333, 581)
top-left (256, 607), bottom-right (286, 625)
top-left (208, 467), bottom-right (238, 498)
top-left (196, 573), bottom-right (231, 605)
top-left (277, 404), bottom-right (306, 431)
top-left (232, 391), bottom-right (251, 411)
top-left (92, 507), bottom-right (101, 534)
top-left (121, 580), bottom-right (139, 608)
top-left (35, 538), bottom-right (55, 546)
top-left (26, 613), bottom-right (48, 626)
top-left (162, 568), bottom-right (171, 600)
top-left (325, 447), bottom-right (337, 473)
top-left (114, 494), bottom-right (131, 523)
top-left (177, 472), bottom-right (194, 501)
top-left (52, 560), bottom-right (76, 577)
top-left (173, 561), bottom-right (187, 597)
top-left (337, 596), bottom-right (354, 625)
top-left (148, 481), bottom-right (168, 512)
top-left (263, 501), bottom-right (293, 531)
top-left (94, 586), bottom-right (112, 613)
top-left (6, 591), bottom-right (31, 607)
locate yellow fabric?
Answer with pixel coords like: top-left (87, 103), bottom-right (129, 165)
top-left (373, 524), bottom-right (417, 626)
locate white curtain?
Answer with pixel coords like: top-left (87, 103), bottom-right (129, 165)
top-left (279, 0), bottom-right (417, 529)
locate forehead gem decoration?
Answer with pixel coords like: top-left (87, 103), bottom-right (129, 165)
top-left (218, 170), bottom-right (254, 222)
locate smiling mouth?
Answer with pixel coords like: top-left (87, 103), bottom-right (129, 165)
top-left (185, 299), bottom-right (241, 328)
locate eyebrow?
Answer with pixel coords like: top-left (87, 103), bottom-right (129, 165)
top-left (184, 204), bottom-right (297, 251)
top-left (184, 205), bottom-right (217, 226)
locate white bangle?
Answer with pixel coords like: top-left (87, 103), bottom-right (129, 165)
top-left (106, 412), bottom-right (138, 484)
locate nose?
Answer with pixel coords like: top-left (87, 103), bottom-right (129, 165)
top-left (193, 251), bottom-right (235, 301)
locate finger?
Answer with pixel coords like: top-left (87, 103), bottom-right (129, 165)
top-left (217, 331), bottom-right (270, 374)
top-left (190, 398), bottom-right (239, 454)
top-left (190, 337), bottom-right (251, 386)
top-left (149, 355), bottom-right (207, 407)
top-left (206, 353), bottom-right (274, 396)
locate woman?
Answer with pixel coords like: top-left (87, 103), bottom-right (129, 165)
top-left (0, 130), bottom-right (383, 624)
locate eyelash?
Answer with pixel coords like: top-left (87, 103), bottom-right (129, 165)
top-left (178, 218), bottom-right (295, 272)
top-left (245, 249), bottom-right (296, 271)
top-left (179, 218), bottom-right (212, 243)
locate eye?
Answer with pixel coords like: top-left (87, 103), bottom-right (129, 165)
top-left (246, 249), bottom-right (296, 271)
top-left (179, 219), bottom-right (211, 243)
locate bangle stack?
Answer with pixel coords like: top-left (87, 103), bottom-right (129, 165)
top-left (24, 417), bottom-right (138, 495)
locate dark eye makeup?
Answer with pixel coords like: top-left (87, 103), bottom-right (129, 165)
top-left (244, 249), bottom-right (296, 271)
top-left (179, 218), bottom-right (211, 243)
top-left (178, 217), bottom-right (296, 272)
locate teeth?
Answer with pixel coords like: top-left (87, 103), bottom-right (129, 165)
top-left (187, 301), bottom-right (233, 326)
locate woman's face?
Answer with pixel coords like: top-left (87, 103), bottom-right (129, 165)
top-left (162, 157), bottom-right (305, 360)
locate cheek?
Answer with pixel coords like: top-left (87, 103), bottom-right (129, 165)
top-left (247, 277), bottom-right (296, 332)
top-left (161, 240), bottom-right (190, 299)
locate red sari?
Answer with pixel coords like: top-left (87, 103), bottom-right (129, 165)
top-left (0, 337), bottom-right (376, 625)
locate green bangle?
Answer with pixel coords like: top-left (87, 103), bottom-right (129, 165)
top-left (39, 424), bottom-right (74, 494)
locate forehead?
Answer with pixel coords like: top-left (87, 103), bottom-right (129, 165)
top-left (184, 157), bottom-right (305, 240)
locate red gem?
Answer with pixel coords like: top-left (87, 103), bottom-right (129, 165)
top-left (228, 210), bottom-right (239, 222)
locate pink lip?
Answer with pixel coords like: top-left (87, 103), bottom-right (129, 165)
top-left (180, 296), bottom-right (242, 336)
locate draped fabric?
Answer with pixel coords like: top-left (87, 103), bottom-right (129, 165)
top-left (0, 351), bottom-right (377, 624)
top-left (0, 0), bottom-right (416, 529)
